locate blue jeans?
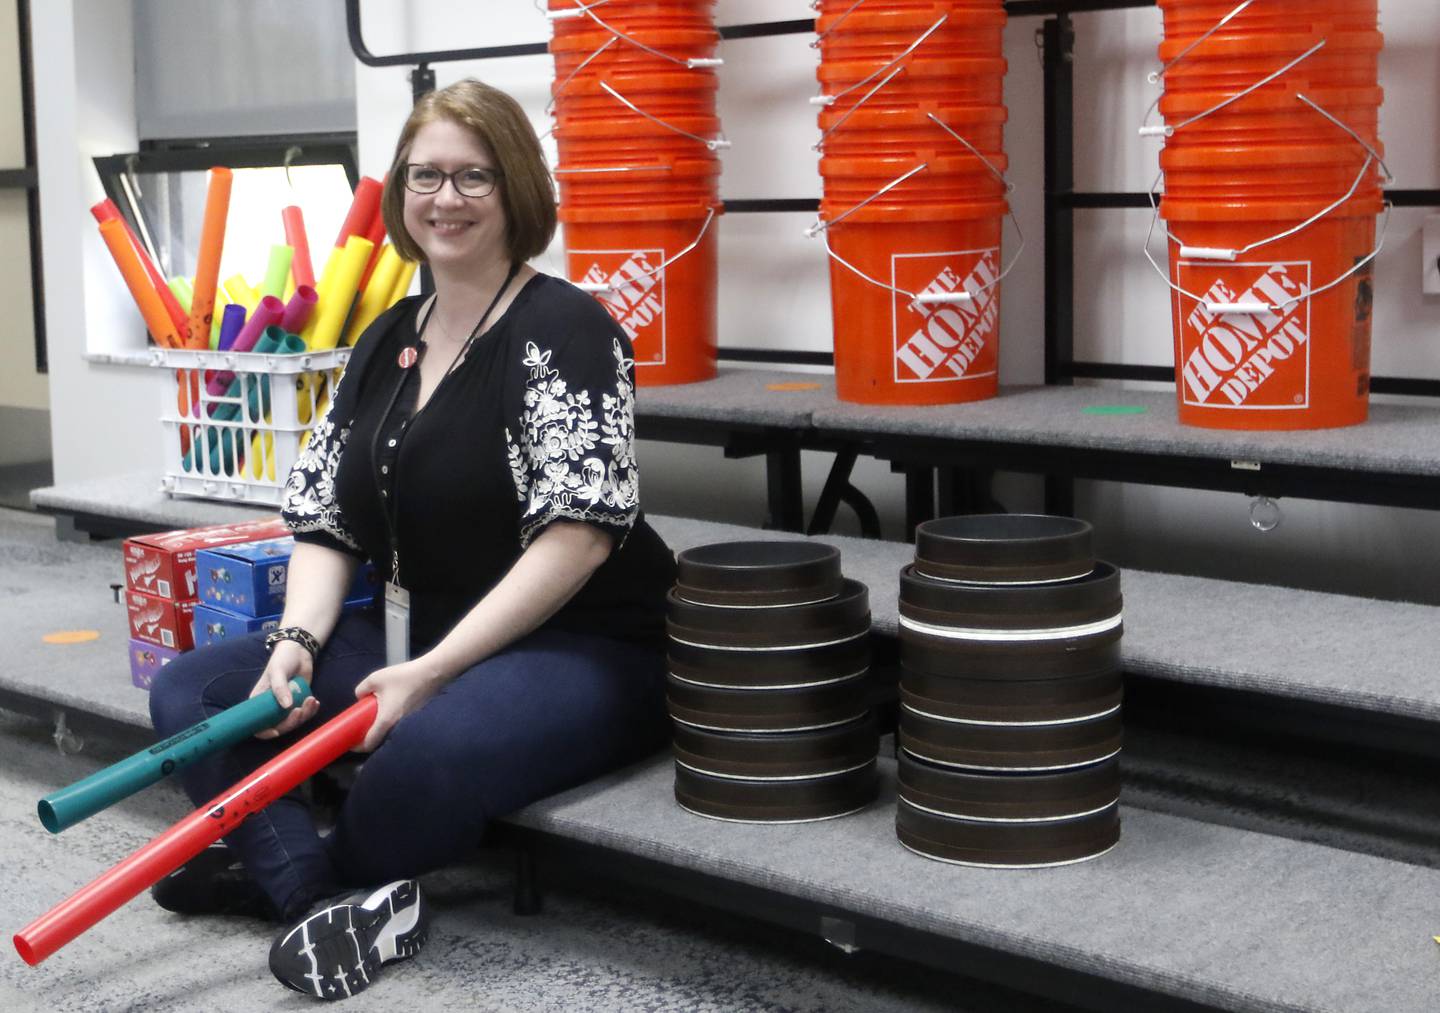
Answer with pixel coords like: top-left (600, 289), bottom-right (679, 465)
top-left (148, 610), bottom-right (669, 920)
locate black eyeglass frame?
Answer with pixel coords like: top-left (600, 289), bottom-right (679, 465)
top-left (402, 162), bottom-right (505, 198)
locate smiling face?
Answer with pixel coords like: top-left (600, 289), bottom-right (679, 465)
top-left (401, 118), bottom-right (509, 270)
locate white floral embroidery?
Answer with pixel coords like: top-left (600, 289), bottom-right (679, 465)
top-left (507, 338), bottom-right (639, 547)
top-left (281, 379), bottom-right (362, 551)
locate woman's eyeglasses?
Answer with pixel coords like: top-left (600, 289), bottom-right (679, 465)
top-left (402, 164), bottom-right (504, 198)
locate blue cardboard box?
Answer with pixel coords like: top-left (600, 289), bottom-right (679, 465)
top-left (193, 595), bottom-right (374, 649)
top-left (196, 537), bottom-right (377, 617)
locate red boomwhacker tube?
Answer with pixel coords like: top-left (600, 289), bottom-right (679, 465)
top-left (13, 696), bottom-right (378, 966)
top-left (282, 205), bottom-right (316, 290)
top-left (334, 176), bottom-right (383, 249)
top-left (90, 199), bottom-right (189, 336)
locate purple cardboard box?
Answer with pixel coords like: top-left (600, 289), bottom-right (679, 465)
top-left (128, 637), bottom-right (182, 690)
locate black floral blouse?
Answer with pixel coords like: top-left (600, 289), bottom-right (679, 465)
top-left (281, 274), bottom-right (676, 651)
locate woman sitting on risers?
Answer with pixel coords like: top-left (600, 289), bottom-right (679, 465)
top-left (148, 78), bottom-right (676, 1001)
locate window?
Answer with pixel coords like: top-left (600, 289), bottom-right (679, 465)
top-left (93, 133), bottom-right (359, 344)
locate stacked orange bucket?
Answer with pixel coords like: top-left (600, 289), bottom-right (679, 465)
top-left (1153, 0), bottom-right (1387, 429)
top-left (813, 0), bottom-right (1011, 406)
top-left (548, 0), bottom-right (725, 386)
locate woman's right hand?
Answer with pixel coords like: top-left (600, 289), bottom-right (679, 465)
top-left (250, 639), bottom-right (321, 739)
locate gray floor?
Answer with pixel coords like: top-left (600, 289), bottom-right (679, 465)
top-left (0, 505), bottom-right (1072, 1012)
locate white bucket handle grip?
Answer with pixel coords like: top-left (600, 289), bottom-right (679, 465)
top-left (572, 206), bottom-right (718, 294)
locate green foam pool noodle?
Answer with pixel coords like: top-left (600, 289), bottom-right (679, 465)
top-left (37, 678), bottom-right (312, 833)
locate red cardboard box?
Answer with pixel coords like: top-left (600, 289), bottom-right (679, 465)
top-left (126, 589), bottom-right (197, 651)
top-left (123, 516), bottom-right (288, 601)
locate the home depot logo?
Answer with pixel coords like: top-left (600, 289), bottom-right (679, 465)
top-left (577, 249), bottom-right (666, 365)
top-left (1176, 261), bottom-right (1311, 409)
top-left (892, 250), bottom-right (1000, 383)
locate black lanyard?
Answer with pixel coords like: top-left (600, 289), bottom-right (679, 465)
top-left (370, 260), bottom-right (522, 586)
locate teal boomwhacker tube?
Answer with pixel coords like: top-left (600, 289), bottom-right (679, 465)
top-left (37, 678), bottom-right (312, 834)
top-left (183, 328), bottom-right (285, 473)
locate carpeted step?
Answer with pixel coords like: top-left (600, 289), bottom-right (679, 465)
top-left (500, 752), bottom-right (1440, 1013)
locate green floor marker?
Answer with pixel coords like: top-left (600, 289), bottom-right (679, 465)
top-left (1082, 403), bottom-right (1146, 414)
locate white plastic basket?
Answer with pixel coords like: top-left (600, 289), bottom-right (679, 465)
top-left (150, 346), bottom-right (352, 506)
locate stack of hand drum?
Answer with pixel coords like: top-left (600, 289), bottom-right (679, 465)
top-left (896, 515), bottom-right (1124, 867)
top-left (665, 542), bottom-right (879, 822)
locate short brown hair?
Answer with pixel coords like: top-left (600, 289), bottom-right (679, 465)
top-left (380, 79), bottom-right (557, 265)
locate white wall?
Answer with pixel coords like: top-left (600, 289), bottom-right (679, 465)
top-left (34, 0), bottom-right (168, 486)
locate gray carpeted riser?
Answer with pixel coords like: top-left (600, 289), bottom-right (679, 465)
top-left (508, 754), bottom-right (1440, 1013)
top-left (808, 384), bottom-right (1440, 477)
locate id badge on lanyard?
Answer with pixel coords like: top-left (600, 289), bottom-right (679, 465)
top-left (384, 580), bottom-right (411, 666)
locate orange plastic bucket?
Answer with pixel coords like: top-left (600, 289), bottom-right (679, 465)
top-left (552, 69), bottom-right (716, 100)
top-left (1159, 0), bottom-right (1376, 35)
top-left (1161, 143), bottom-right (1385, 198)
top-left (1157, 194), bottom-right (1381, 430)
top-left (817, 58), bottom-right (1006, 106)
top-left (819, 104), bottom-right (1007, 158)
top-left (1157, 86), bottom-right (1381, 147)
top-left (817, 14), bottom-right (1006, 64)
top-left (559, 203), bottom-right (719, 386)
top-left (824, 200), bottom-right (1007, 405)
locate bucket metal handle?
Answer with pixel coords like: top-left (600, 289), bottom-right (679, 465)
top-left (810, 13), bottom-right (947, 108)
top-left (1143, 91), bottom-right (1393, 288)
top-left (550, 2), bottom-right (724, 69)
top-left (1160, 150), bottom-right (1377, 259)
top-left (805, 156), bottom-right (1025, 307)
top-left (1146, 0), bottom-right (1260, 85)
top-left (599, 81), bottom-right (731, 151)
top-left (571, 206), bottom-right (718, 294)
top-left (811, 0), bottom-right (870, 49)
top-left (546, 35), bottom-right (617, 114)
top-left (1142, 174), bottom-right (1391, 315)
top-left (813, 64), bottom-right (906, 151)
top-left (553, 163), bottom-right (675, 175)
top-left (1139, 38), bottom-right (1326, 139)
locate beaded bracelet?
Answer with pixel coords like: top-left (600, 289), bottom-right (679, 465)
top-left (264, 626), bottom-right (321, 660)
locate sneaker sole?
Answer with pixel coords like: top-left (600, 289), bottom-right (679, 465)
top-left (270, 880), bottom-right (430, 1000)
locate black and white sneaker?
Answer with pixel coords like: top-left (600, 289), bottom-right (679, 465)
top-left (267, 879), bottom-right (430, 1000)
top-left (151, 843), bottom-right (273, 919)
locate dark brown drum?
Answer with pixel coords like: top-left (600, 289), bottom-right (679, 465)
top-left (898, 705), bottom-right (1123, 771)
top-left (666, 672), bottom-right (871, 732)
top-left (913, 514), bottom-right (1094, 585)
top-left (667, 579), bottom-right (870, 651)
top-left (897, 751), bottom-right (1120, 821)
top-left (896, 797), bottom-right (1121, 867)
top-left (675, 541), bottom-right (843, 607)
top-left (676, 761), bottom-right (880, 823)
top-left (672, 715), bottom-right (879, 780)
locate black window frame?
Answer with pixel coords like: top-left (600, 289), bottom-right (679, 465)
top-left (91, 132), bottom-right (360, 312)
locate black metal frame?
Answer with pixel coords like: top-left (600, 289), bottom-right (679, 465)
top-left (6, 0), bottom-right (45, 374)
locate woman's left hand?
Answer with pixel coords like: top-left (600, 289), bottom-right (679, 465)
top-left (353, 657), bottom-right (448, 752)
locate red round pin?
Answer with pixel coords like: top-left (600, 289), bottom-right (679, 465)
top-left (397, 346), bottom-right (419, 369)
